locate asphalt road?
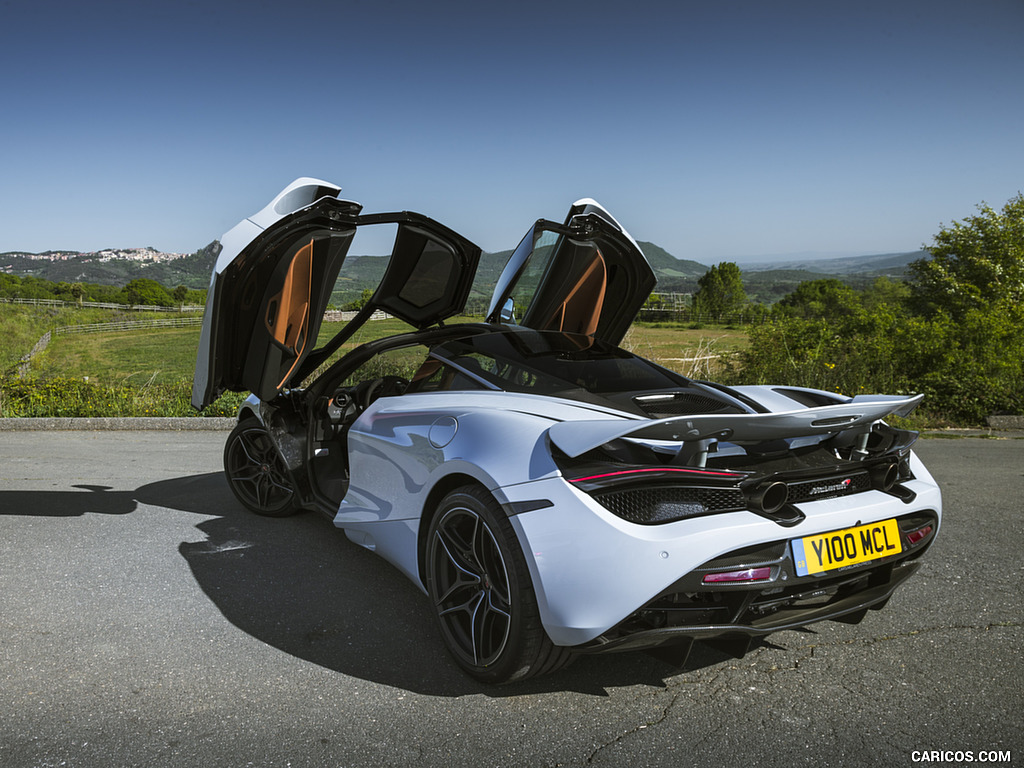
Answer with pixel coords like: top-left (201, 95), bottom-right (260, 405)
top-left (0, 432), bottom-right (1020, 768)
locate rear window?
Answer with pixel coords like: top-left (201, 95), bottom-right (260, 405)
top-left (431, 330), bottom-right (687, 395)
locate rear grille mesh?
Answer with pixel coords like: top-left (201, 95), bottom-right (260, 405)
top-left (588, 468), bottom-right (884, 525)
top-left (595, 486), bottom-right (746, 524)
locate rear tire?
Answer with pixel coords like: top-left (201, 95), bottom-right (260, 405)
top-left (424, 485), bottom-right (572, 683)
top-left (223, 418), bottom-right (300, 517)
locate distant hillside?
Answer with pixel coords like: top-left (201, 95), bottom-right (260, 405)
top-left (1, 243), bottom-right (220, 289)
top-left (738, 250), bottom-right (925, 276)
top-left (1, 237), bottom-right (927, 307)
top-left (0, 238), bottom-right (712, 297)
top-left (740, 269), bottom-right (879, 304)
top-left (637, 241), bottom-right (708, 277)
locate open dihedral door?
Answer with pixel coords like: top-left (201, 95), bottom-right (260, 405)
top-left (486, 198), bottom-right (656, 347)
top-left (193, 179), bottom-right (482, 409)
top-left (193, 195), bottom-right (359, 410)
top-left (260, 236), bottom-right (319, 393)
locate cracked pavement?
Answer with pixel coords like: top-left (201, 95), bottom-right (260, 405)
top-left (0, 433), bottom-right (1020, 767)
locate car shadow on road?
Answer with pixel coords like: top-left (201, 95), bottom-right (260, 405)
top-left (4, 472), bottom-right (772, 697)
top-left (0, 484), bottom-right (139, 516)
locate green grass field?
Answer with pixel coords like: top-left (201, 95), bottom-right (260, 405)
top-left (32, 328), bottom-right (202, 385)
top-left (0, 304), bottom-right (184, 373)
top-left (2, 304), bottom-right (748, 416)
top-left (28, 317), bottom-right (748, 384)
top-left (621, 323), bottom-right (748, 378)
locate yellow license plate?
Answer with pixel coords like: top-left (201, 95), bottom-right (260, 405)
top-left (792, 519), bottom-right (902, 576)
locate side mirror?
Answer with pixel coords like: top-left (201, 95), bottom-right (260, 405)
top-left (500, 297), bottom-right (516, 323)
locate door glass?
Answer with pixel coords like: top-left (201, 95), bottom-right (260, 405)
top-left (328, 223), bottom-right (398, 311)
top-left (297, 223), bottom-right (416, 386)
top-left (506, 229), bottom-right (559, 319)
top-left (395, 230), bottom-right (457, 309)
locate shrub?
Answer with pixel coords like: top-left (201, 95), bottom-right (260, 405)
top-left (0, 375), bottom-right (246, 418)
top-left (723, 306), bottom-right (1024, 424)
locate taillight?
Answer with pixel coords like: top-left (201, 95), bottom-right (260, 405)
top-left (568, 466), bottom-right (746, 487)
top-left (702, 567), bottom-right (773, 584)
top-left (906, 524), bottom-right (933, 546)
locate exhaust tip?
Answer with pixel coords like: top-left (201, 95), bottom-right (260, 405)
top-left (752, 481), bottom-right (789, 515)
top-left (870, 462), bottom-right (899, 492)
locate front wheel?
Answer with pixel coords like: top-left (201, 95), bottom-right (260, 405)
top-left (223, 418), bottom-right (300, 517)
top-left (424, 486), bottom-right (572, 683)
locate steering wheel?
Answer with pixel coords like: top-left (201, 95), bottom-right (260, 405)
top-left (355, 375), bottom-right (409, 410)
top-left (326, 388), bottom-right (356, 423)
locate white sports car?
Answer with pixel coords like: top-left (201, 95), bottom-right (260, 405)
top-left (193, 178), bottom-right (941, 683)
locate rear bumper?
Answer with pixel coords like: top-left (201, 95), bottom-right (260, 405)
top-left (573, 558), bottom-right (920, 654)
top-left (503, 453), bottom-right (941, 647)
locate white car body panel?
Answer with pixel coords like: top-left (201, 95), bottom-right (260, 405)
top-left (332, 391), bottom-right (603, 583)
top-left (213, 178), bottom-right (343, 274)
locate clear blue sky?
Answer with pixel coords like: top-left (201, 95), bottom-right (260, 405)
top-left (2, 0), bottom-right (1022, 264)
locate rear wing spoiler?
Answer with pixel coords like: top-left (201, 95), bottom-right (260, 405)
top-left (548, 394), bottom-right (924, 458)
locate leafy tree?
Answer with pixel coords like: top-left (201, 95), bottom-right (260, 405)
top-left (692, 262), bottom-right (746, 319)
top-left (343, 288), bottom-right (374, 311)
top-left (775, 278), bottom-right (861, 319)
top-left (124, 286), bottom-right (142, 308)
top-left (0, 274), bottom-right (23, 297)
top-left (172, 285), bottom-right (189, 308)
top-left (909, 193), bottom-right (1024, 319)
top-left (14, 276), bottom-right (53, 300)
top-left (860, 276), bottom-right (911, 316)
top-left (121, 278), bottom-right (173, 307)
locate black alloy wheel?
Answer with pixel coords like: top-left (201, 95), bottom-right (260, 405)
top-left (425, 486), bottom-right (572, 683)
top-left (223, 418), bottom-right (300, 516)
